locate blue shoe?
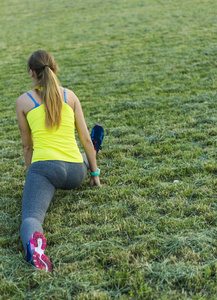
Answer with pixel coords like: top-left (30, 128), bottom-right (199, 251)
top-left (91, 124), bottom-right (104, 153)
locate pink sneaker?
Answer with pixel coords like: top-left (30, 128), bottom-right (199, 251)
top-left (26, 232), bottom-right (52, 272)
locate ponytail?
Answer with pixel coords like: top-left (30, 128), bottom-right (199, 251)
top-left (41, 66), bottom-right (62, 129)
top-left (27, 50), bottom-right (62, 130)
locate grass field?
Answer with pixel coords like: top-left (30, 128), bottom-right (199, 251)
top-left (1, 0), bottom-right (217, 299)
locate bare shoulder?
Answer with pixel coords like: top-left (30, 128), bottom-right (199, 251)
top-left (17, 92), bottom-right (27, 103)
top-left (16, 93), bottom-right (27, 112)
top-left (62, 87), bottom-right (80, 110)
top-left (16, 90), bottom-right (35, 115)
top-left (64, 87), bottom-right (79, 100)
top-left (16, 90), bottom-right (34, 103)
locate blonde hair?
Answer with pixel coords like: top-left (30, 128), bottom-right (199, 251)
top-left (28, 50), bottom-right (62, 129)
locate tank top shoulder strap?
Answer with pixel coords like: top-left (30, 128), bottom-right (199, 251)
top-left (64, 88), bottom-right (67, 104)
top-left (26, 92), bottom-right (40, 108)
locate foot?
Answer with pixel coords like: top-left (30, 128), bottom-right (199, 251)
top-left (26, 232), bottom-right (52, 272)
top-left (91, 124), bottom-right (104, 153)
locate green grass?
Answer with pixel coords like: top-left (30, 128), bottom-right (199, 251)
top-left (1, 0), bottom-right (217, 298)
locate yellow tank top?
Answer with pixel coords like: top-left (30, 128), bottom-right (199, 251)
top-left (26, 103), bottom-right (83, 164)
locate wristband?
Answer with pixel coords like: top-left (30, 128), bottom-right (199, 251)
top-left (90, 168), bottom-right (100, 176)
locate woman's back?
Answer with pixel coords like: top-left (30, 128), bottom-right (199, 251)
top-left (26, 93), bottom-right (83, 163)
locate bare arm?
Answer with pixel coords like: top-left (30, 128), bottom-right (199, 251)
top-left (16, 97), bottom-right (33, 169)
top-left (73, 95), bottom-right (101, 186)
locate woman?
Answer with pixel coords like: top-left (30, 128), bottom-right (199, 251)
top-left (16, 50), bottom-right (104, 272)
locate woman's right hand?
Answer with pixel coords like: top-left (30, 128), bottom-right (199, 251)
top-left (90, 176), bottom-right (101, 187)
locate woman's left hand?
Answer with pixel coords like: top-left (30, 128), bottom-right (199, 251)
top-left (90, 176), bottom-right (101, 187)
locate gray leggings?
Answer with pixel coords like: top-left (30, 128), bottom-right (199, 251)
top-left (20, 159), bottom-right (88, 250)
